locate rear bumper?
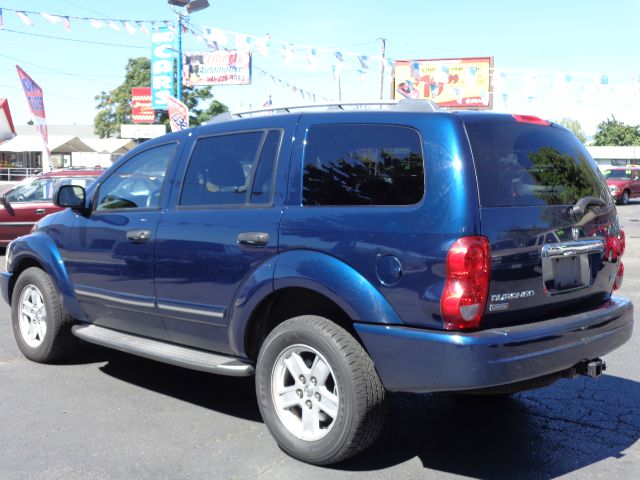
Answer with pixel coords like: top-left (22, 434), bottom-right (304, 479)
top-left (355, 296), bottom-right (633, 393)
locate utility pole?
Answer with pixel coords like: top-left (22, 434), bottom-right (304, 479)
top-left (378, 37), bottom-right (386, 100)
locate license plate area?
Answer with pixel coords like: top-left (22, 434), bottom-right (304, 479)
top-left (541, 240), bottom-right (604, 295)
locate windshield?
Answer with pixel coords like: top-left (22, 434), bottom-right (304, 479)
top-left (603, 169), bottom-right (632, 180)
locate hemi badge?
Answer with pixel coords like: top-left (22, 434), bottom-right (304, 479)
top-left (489, 303), bottom-right (509, 312)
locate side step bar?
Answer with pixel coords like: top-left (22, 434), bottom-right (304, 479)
top-left (72, 324), bottom-right (255, 377)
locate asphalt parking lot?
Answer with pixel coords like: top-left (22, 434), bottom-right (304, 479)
top-left (0, 205), bottom-right (639, 480)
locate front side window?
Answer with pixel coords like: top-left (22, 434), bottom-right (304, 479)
top-left (302, 124), bottom-right (424, 206)
top-left (180, 131), bottom-right (279, 207)
top-left (95, 143), bottom-right (176, 211)
top-left (6, 177), bottom-right (56, 203)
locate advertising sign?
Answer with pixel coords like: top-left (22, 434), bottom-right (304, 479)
top-left (393, 57), bottom-right (493, 109)
top-left (182, 51), bottom-right (251, 86)
top-left (167, 95), bottom-right (189, 132)
top-left (131, 87), bottom-right (154, 123)
top-left (151, 26), bottom-right (175, 110)
top-left (16, 65), bottom-right (52, 171)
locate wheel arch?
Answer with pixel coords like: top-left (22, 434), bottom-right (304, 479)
top-left (229, 249), bottom-right (403, 360)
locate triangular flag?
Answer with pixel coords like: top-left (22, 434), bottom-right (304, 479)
top-left (16, 11), bottom-right (33, 27)
top-left (136, 21), bottom-right (149, 34)
top-left (41, 13), bottom-right (62, 24)
top-left (357, 55), bottom-right (369, 70)
top-left (0, 9), bottom-right (4, 29)
top-left (108, 20), bottom-right (121, 32)
top-left (282, 44), bottom-right (294, 66)
top-left (89, 19), bottom-right (105, 29)
top-left (62, 17), bottom-right (71, 32)
top-left (123, 21), bottom-right (136, 35)
top-left (255, 34), bottom-right (270, 57)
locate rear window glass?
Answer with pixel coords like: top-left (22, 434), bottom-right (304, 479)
top-left (302, 124), bottom-right (424, 206)
top-left (467, 123), bottom-right (608, 207)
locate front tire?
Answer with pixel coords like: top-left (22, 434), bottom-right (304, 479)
top-left (256, 315), bottom-right (386, 465)
top-left (621, 190), bottom-right (630, 205)
top-left (11, 267), bottom-right (76, 363)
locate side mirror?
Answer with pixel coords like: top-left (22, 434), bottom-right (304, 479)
top-left (0, 192), bottom-right (9, 209)
top-left (55, 185), bottom-right (87, 211)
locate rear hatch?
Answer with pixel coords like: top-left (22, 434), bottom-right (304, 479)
top-left (461, 114), bottom-right (620, 327)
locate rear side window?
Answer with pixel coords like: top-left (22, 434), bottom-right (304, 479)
top-left (467, 122), bottom-right (607, 207)
top-left (302, 124), bottom-right (424, 206)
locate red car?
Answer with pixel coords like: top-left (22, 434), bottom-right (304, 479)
top-left (603, 166), bottom-right (640, 205)
top-left (0, 168), bottom-right (102, 245)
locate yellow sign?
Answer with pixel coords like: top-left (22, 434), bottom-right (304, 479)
top-left (393, 57), bottom-right (493, 109)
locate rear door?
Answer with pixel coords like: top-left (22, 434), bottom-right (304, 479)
top-left (464, 116), bottom-right (619, 326)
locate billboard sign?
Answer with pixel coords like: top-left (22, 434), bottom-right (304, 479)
top-left (16, 65), bottom-right (52, 171)
top-left (393, 57), bottom-right (493, 109)
top-left (151, 26), bottom-right (175, 110)
top-left (131, 87), bottom-right (154, 123)
top-left (182, 51), bottom-right (251, 86)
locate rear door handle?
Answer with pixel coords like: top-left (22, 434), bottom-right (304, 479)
top-left (237, 232), bottom-right (269, 247)
top-left (35, 209), bottom-right (46, 215)
top-left (126, 229), bottom-right (151, 243)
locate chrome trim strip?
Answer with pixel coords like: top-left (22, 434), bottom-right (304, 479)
top-left (157, 302), bottom-right (225, 319)
top-left (0, 222), bottom-right (35, 227)
top-left (75, 289), bottom-right (155, 309)
top-left (541, 240), bottom-right (605, 259)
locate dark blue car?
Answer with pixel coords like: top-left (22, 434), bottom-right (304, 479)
top-left (2, 104), bottom-right (633, 465)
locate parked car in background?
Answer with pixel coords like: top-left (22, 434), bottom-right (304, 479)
top-left (0, 168), bottom-right (102, 245)
top-left (603, 166), bottom-right (640, 204)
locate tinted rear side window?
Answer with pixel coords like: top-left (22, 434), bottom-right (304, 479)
top-left (302, 124), bottom-right (424, 206)
top-left (466, 122), bottom-right (607, 207)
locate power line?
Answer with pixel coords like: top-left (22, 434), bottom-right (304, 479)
top-left (0, 52), bottom-right (117, 87)
top-left (0, 28), bottom-right (147, 50)
top-left (0, 83), bottom-right (94, 103)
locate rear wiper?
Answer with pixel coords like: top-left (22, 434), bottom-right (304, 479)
top-left (570, 196), bottom-right (611, 217)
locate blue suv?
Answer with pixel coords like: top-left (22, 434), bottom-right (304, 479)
top-left (2, 103), bottom-right (633, 465)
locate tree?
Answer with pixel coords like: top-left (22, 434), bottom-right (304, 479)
top-left (94, 57), bottom-right (228, 138)
top-left (592, 117), bottom-right (640, 146)
top-left (558, 118), bottom-right (586, 143)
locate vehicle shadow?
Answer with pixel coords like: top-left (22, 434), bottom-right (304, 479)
top-left (80, 343), bottom-right (639, 478)
top-left (340, 375), bottom-right (640, 479)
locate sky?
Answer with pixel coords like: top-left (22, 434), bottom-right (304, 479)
top-left (1, 0), bottom-right (640, 136)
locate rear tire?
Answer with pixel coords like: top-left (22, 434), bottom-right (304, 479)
top-left (11, 267), bottom-right (76, 363)
top-left (256, 315), bottom-right (386, 465)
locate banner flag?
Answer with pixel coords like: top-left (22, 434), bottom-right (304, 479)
top-left (16, 65), bottom-right (52, 172)
top-left (41, 13), bottom-right (61, 24)
top-left (16, 11), bottom-right (33, 27)
top-left (167, 95), bottom-right (189, 132)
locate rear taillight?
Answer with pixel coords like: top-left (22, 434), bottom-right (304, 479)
top-left (441, 236), bottom-right (491, 330)
top-left (512, 114), bottom-right (551, 126)
top-left (614, 262), bottom-right (624, 291)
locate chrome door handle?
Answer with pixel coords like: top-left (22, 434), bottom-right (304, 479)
top-left (126, 229), bottom-right (151, 243)
top-left (237, 232), bottom-right (269, 247)
top-left (35, 209), bottom-right (46, 215)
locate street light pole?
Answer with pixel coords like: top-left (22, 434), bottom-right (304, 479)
top-left (176, 12), bottom-right (183, 101)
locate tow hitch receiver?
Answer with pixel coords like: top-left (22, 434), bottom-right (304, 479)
top-left (577, 358), bottom-right (606, 378)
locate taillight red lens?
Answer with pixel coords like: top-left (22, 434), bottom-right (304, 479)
top-left (614, 262), bottom-right (624, 291)
top-left (512, 114), bottom-right (551, 126)
top-left (441, 237), bottom-right (491, 330)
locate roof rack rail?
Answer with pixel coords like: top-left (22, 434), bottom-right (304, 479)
top-left (225, 98), bottom-right (439, 119)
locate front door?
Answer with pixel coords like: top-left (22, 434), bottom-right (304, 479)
top-left (61, 142), bottom-right (178, 339)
